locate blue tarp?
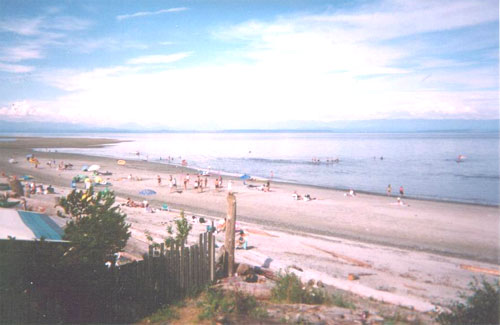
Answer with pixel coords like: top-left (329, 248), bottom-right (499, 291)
top-left (18, 211), bottom-right (64, 241)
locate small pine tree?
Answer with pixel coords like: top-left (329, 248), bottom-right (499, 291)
top-left (58, 188), bottom-right (130, 265)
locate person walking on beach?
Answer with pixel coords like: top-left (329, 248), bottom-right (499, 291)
top-left (157, 175), bottom-right (161, 186)
top-left (399, 185), bottom-right (404, 196)
top-left (387, 184), bottom-right (392, 196)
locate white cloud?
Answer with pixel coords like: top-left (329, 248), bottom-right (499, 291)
top-left (0, 45), bottom-right (43, 62)
top-left (0, 17), bottom-right (44, 36)
top-left (305, 0), bottom-right (498, 41)
top-left (0, 62), bottom-right (34, 73)
top-left (127, 53), bottom-right (191, 65)
top-left (116, 7), bottom-right (187, 21)
top-left (2, 0), bottom-right (497, 128)
top-left (0, 100), bottom-right (50, 117)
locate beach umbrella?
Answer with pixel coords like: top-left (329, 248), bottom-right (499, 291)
top-left (240, 174), bottom-right (251, 180)
top-left (88, 164), bottom-right (100, 171)
top-left (81, 165), bottom-right (89, 171)
top-left (139, 189), bottom-right (156, 196)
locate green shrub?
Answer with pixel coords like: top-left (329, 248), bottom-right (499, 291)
top-left (58, 188), bottom-right (130, 265)
top-left (198, 287), bottom-right (267, 321)
top-left (146, 304), bottom-right (180, 322)
top-left (331, 292), bottom-right (356, 309)
top-left (437, 277), bottom-right (499, 325)
top-left (165, 210), bottom-right (192, 248)
top-left (271, 271), bottom-right (329, 305)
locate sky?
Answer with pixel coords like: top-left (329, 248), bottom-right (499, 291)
top-left (0, 0), bottom-right (498, 130)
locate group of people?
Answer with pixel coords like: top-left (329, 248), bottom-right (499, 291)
top-left (311, 157), bottom-right (340, 164)
top-left (214, 218), bottom-right (248, 250)
top-left (257, 180), bottom-right (270, 192)
top-left (292, 191), bottom-right (315, 201)
top-left (25, 182), bottom-right (54, 196)
top-left (126, 197), bottom-right (152, 210)
top-left (386, 184), bottom-right (404, 197)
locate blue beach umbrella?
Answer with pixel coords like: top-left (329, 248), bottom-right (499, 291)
top-left (139, 189), bottom-right (157, 196)
top-left (240, 174), bottom-right (251, 180)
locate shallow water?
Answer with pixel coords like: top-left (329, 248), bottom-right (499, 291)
top-left (26, 132), bottom-right (500, 205)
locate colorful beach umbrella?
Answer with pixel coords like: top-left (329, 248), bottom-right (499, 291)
top-left (88, 164), bottom-right (100, 171)
top-left (240, 174), bottom-right (251, 180)
top-left (139, 189), bottom-right (156, 196)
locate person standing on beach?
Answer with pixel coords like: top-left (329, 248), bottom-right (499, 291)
top-left (387, 184), bottom-right (392, 196)
top-left (157, 175), bottom-right (161, 186)
top-left (399, 185), bottom-right (404, 196)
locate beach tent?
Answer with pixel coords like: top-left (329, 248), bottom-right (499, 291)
top-left (88, 165), bottom-right (100, 172)
top-left (0, 208), bottom-right (65, 241)
top-left (139, 189), bottom-right (156, 196)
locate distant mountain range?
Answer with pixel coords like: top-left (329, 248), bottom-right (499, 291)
top-left (0, 118), bottom-right (498, 133)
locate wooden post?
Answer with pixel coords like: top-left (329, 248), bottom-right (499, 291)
top-left (225, 192), bottom-right (236, 277)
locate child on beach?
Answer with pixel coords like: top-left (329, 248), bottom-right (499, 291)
top-left (237, 230), bottom-right (248, 250)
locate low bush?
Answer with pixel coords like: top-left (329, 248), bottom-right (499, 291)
top-left (146, 304), bottom-right (180, 323)
top-left (198, 287), bottom-right (267, 321)
top-left (436, 277), bottom-right (499, 325)
top-left (271, 271), bottom-right (329, 305)
top-left (331, 292), bottom-right (356, 309)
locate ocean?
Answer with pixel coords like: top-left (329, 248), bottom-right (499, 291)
top-left (27, 132), bottom-right (500, 206)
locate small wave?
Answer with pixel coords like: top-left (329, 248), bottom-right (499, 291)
top-left (456, 174), bottom-right (500, 180)
top-left (243, 157), bottom-right (344, 166)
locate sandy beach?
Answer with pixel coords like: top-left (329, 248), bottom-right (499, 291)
top-left (1, 136), bottom-right (499, 312)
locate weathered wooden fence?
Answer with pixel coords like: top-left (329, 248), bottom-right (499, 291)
top-left (0, 232), bottom-right (216, 324)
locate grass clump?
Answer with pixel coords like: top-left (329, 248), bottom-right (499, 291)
top-left (145, 304), bottom-right (180, 323)
top-left (198, 287), bottom-right (268, 321)
top-left (331, 292), bottom-right (356, 309)
top-left (271, 271), bottom-right (329, 305)
top-left (436, 277), bottom-right (499, 325)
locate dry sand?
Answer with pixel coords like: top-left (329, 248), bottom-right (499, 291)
top-left (1, 136), bottom-right (499, 312)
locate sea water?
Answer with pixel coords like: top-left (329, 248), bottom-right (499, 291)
top-left (28, 132), bottom-right (499, 205)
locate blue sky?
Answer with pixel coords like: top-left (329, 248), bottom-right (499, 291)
top-left (0, 0), bottom-right (498, 129)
